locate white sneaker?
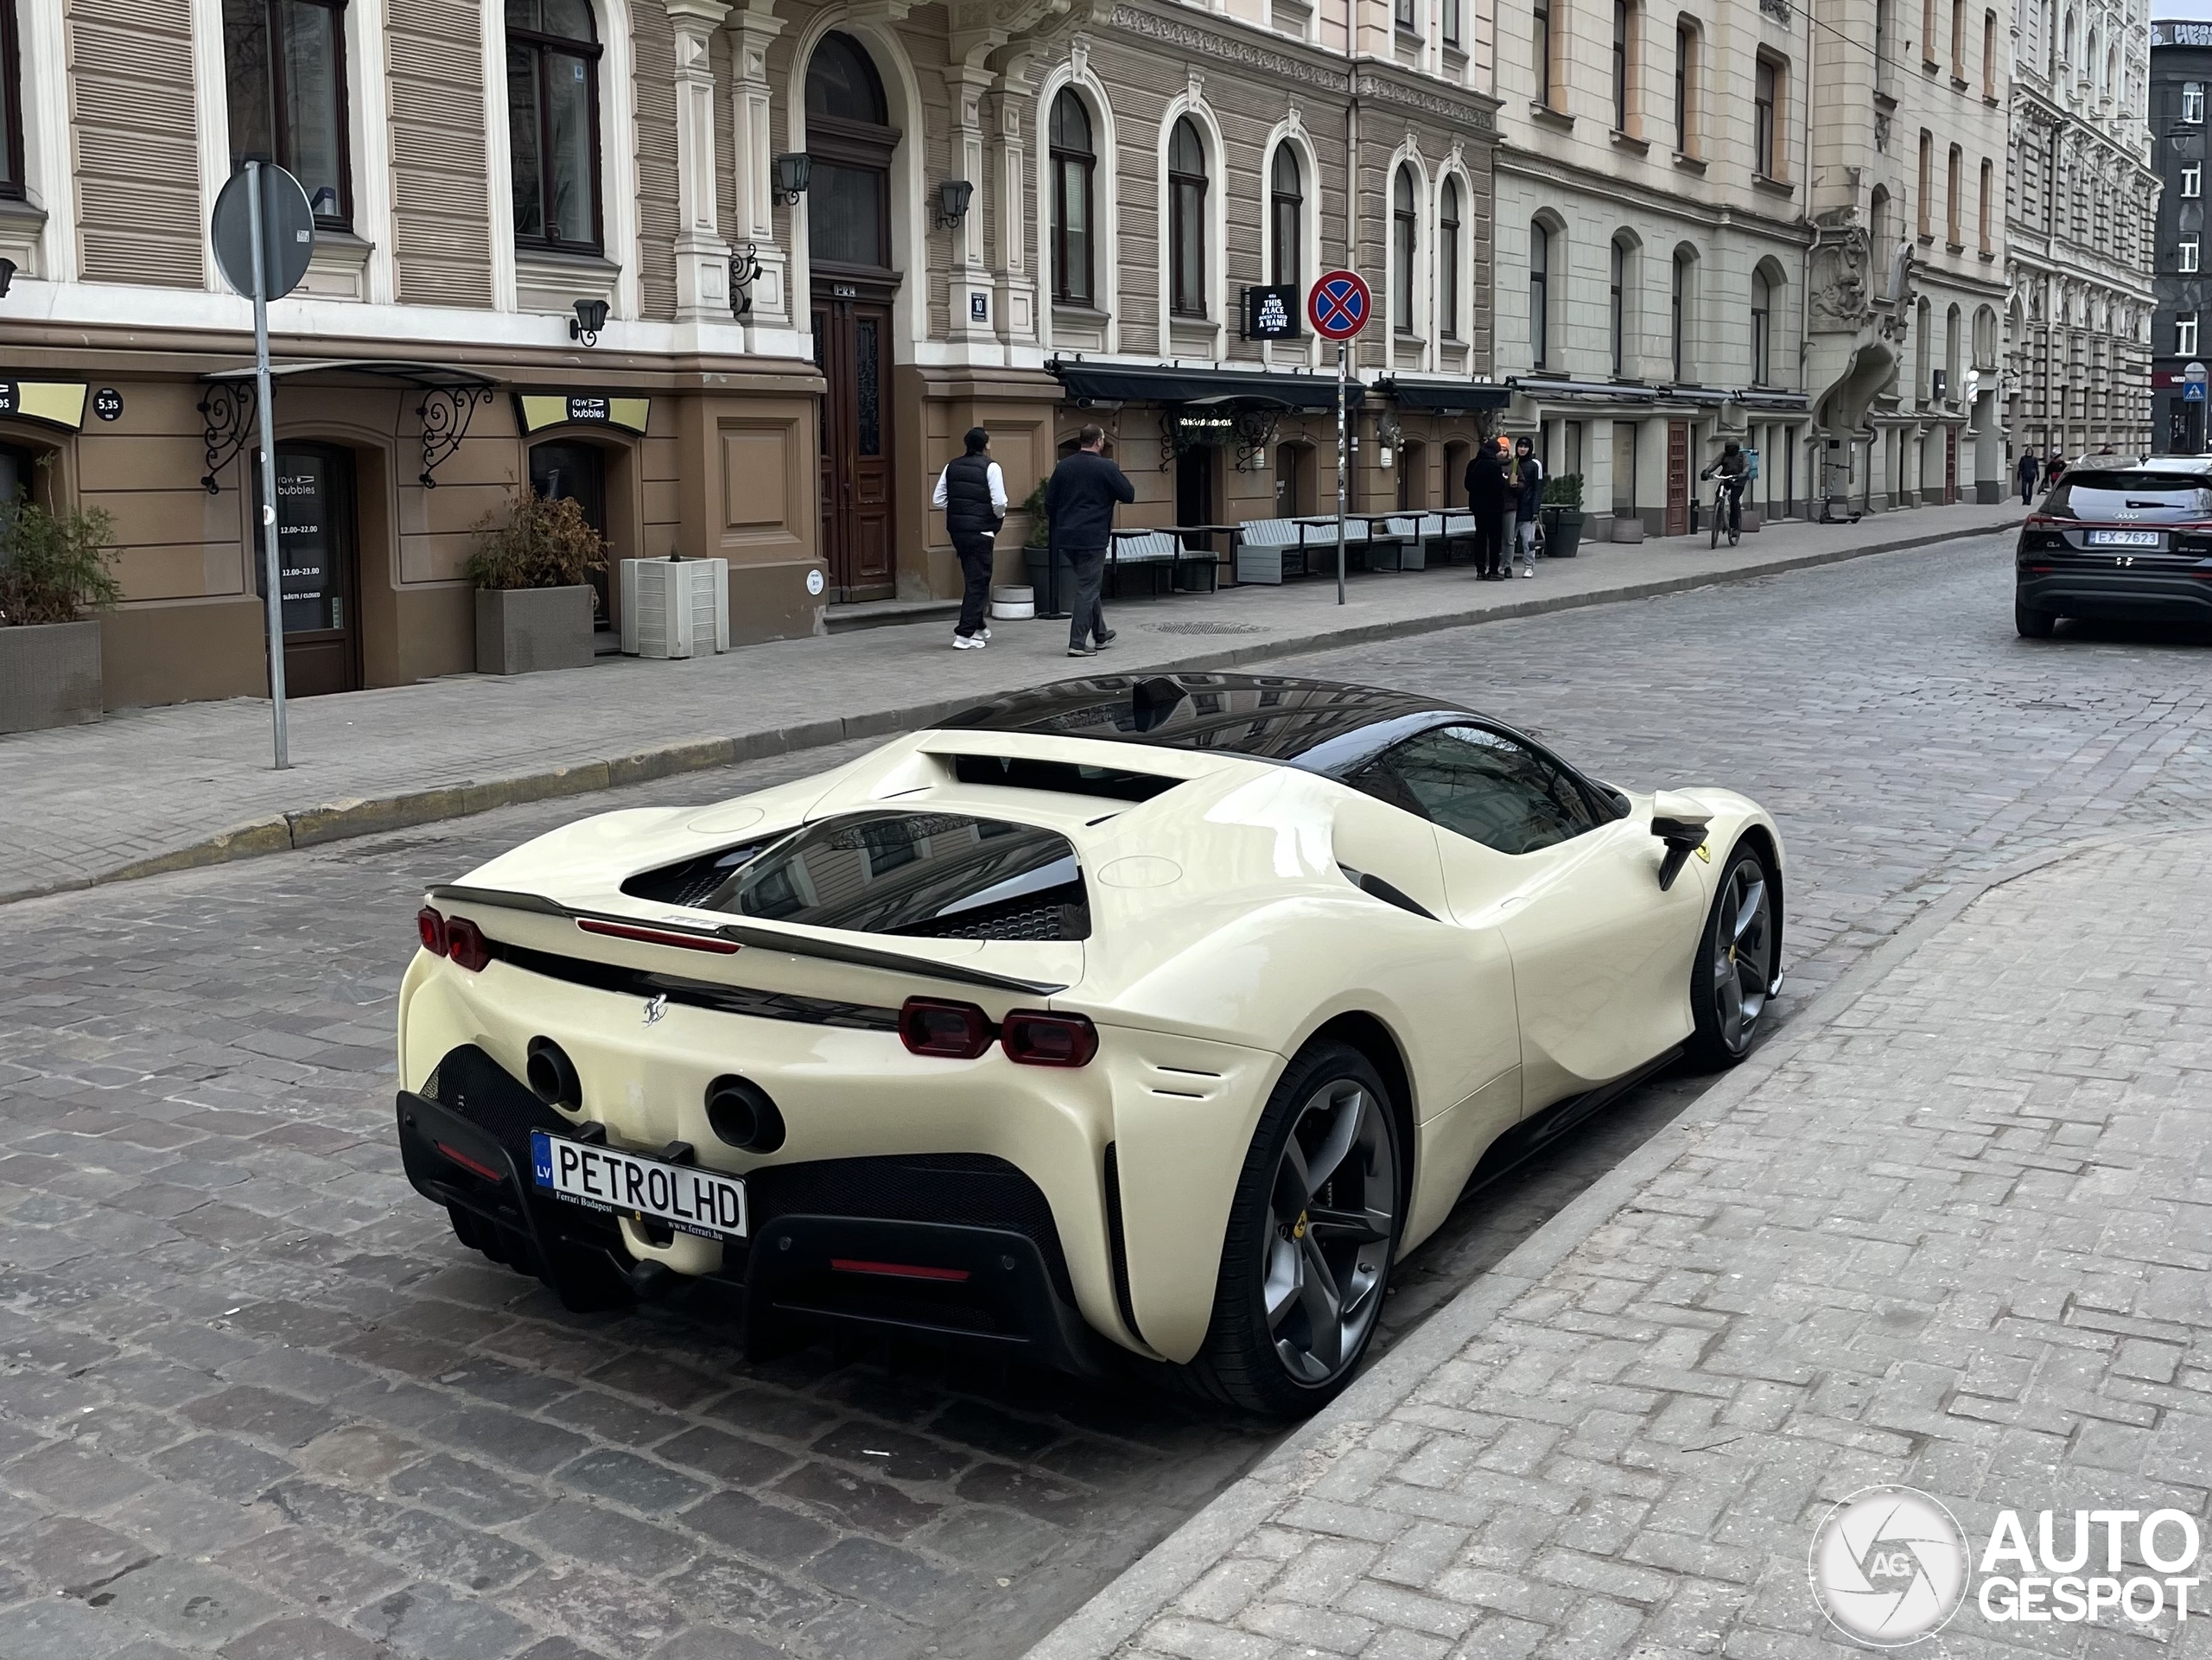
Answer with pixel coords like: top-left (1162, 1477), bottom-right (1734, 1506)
top-left (969, 633), bottom-right (987, 648)
top-left (1519, 565), bottom-right (1535, 577)
top-left (953, 633), bottom-right (977, 649)
top-left (979, 626), bottom-right (991, 642)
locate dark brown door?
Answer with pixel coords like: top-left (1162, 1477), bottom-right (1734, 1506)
top-left (530, 441), bottom-right (612, 639)
top-left (813, 292), bottom-right (896, 601)
top-left (1944, 427), bottom-right (1958, 504)
top-left (1665, 421), bottom-right (1690, 537)
top-left (256, 444), bottom-right (360, 697)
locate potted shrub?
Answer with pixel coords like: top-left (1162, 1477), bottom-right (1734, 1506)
top-left (1540, 472), bottom-right (1586, 559)
top-left (0, 498), bottom-right (120, 734)
top-left (467, 489), bottom-right (606, 675)
top-left (1017, 477), bottom-right (1072, 619)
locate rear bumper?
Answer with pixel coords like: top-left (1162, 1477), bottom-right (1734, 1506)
top-left (2017, 572), bottom-right (2212, 621)
top-left (397, 1044), bottom-right (1109, 1377)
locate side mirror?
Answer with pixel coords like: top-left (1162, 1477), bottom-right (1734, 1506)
top-left (1649, 791), bottom-right (1713, 893)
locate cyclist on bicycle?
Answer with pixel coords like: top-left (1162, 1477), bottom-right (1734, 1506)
top-left (1700, 442), bottom-right (1750, 540)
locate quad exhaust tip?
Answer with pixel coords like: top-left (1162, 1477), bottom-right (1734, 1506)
top-left (706, 1074), bottom-right (786, 1153)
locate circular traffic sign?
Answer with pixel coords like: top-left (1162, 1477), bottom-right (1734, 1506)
top-left (1308, 270), bottom-right (1371, 340)
top-left (211, 163), bottom-right (316, 302)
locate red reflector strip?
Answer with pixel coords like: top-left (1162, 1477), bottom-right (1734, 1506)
top-left (435, 1142), bottom-right (507, 1184)
top-left (829, 1258), bottom-right (972, 1282)
top-left (577, 919), bottom-right (742, 954)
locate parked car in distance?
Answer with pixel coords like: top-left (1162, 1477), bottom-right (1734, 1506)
top-left (2017, 458), bottom-right (2212, 637)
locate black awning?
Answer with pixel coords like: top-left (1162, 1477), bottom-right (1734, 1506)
top-left (200, 359), bottom-right (499, 390)
top-left (1379, 377), bottom-right (1513, 411)
top-left (1507, 377), bottom-right (1663, 403)
top-left (1736, 390), bottom-right (1811, 412)
top-left (1046, 359), bottom-right (1363, 410)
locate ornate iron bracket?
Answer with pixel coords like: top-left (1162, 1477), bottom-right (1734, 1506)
top-left (419, 386), bottom-right (496, 488)
top-left (197, 382), bottom-right (257, 494)
top-left (1233, 406), bottom-right (1282, 472)
top-left (730, 243), bottom-right (763, 318)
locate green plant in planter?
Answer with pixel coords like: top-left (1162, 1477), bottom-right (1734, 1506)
top-left (0, 499), bottom-right (122, 626)
top-left (1020, 478), bottom-right (1051, 547)
top-left (1541, 471), bottom-right (1585, 509)
top-left (464, 489), bottom-right (608, 605)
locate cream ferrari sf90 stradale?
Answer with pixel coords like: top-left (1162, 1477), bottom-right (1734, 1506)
top-left (396, 674), bottom-right (1783, 1415)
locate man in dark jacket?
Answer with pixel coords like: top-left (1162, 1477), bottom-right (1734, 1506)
top-left (2015, 449), bottom-right (2038, 505)
top-left (1465, 445), bottom-right (1510, 580)
top-left (1510, 436), bottom-right (1545, 577)
top-left (1043, 425), bottom-right (1135, 657)
top-left (932, 427), bottom-right (1007, 649)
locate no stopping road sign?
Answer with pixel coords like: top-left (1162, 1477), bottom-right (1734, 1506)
top-left (1308, 270), bottom-right (1371, 340)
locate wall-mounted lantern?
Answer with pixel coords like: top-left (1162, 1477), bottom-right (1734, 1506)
top-left (934, 180), bottom-right (976, 231)
top-left (772, 153), bottom-right (813, 206)
top-left (570, 297), bottom-right (610, 347)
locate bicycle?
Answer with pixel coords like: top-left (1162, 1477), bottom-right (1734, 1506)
top-left (1707, 478), bottom-right (1744, 548)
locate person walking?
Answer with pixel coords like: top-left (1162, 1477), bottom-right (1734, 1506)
top-left (2015, 448), bottom-right (2038, 506)
top-left (1044, 425), bottom-right (1134, 657)
top-left (1510, 436), bottom-right (1545, 577)
top-left (931, 427), bottom-right (1007, 649)
top-left (1465, 443), bottom-right (1510, 580)
top-left (2044, 453), bottom-right (2065, 495)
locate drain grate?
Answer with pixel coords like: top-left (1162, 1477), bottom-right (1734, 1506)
top-left (1150, 620), bottom-right (1269, 635)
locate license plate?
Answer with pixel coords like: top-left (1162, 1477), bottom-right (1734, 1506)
top-left (2087, 530), bottom-right (2160, 547)
top-left (530, 1131), bottom-right (748, 1240)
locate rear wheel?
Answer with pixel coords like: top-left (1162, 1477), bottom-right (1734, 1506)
top-left (2015, 598), bottom-right (2056, 639)
top-left (1174, 1040), bottom-right (1401, 1416)
top-left (1686, 843), bottom-right (1779, 1071)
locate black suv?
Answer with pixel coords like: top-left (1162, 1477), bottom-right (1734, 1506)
top-left (2017, 459), bottom-right (2212, 637)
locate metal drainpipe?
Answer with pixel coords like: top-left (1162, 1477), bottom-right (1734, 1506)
top-left (1796, 0), bottom-right (1817, 510)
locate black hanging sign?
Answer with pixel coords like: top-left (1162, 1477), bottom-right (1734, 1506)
top-left (1243, 284), bottom-right (1303, 340)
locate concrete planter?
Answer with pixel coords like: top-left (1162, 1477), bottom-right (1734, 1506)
top-left (1609, 517), bottom-right (1646, 544)
top-left (1739, 509), bottom-right (1764, 534)
top-left (475, 585), bottom-right (594, 676)
top-left (0, 619), bottom-right (103, 735)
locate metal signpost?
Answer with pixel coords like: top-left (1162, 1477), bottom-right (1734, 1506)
top-left (210, 162), bottom-right (316, 769)
top-left (1307, 270), bottom-right (1371, 606)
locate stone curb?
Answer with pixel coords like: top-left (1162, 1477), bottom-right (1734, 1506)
top-left (1018, 818), bottom-right (2194, 1660)
top-left (0, 518), bottom-right (2008, 909)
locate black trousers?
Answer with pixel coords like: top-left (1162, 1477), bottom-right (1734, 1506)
top-left (1064, 546), bottom-right (1108, 647)
top-left (952, 533), bottom-right (995, 636)
top-left (1473, 510), bottom-right (1505, 576)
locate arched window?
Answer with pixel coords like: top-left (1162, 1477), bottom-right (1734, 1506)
top-left (1440, 177), bottom-right (1462, 340)
top-left (1393, 167), bottom-right (1419, 334)
top-left (1750, 269), bottom-right (1771, 386)
top-left (1916, 296), bottom-right (1933, 398)
top-left (1270, 145), bottom-right (1302, 291)
top-left (226, 0), bottom-right (352, 226)
top-left (507, 0), bottom-right (603, 252)
top-left (1050, 90), bottom-right (1095, 305)
top-left (1870, 185), bottom-right (1891, 250)
top-left (1981, 10), bottom-right (1997, 97)
top-left (1609, 235), bottom-right (1631, 375)
top-left (1670, 246), bottom-right (1694, 381)
top-left (1529, 219), bottom-right (1550, 367)
top-left (1978, 156), bottom-right (1993, 252)
top-left (1947, 143), bottom-right (1962, 242)
top-left (1917, 129), bottom-right (1933, 238)
top-left (805, 33), bottom-right (894, 272)
top-left (1946, 304), bottom-right (1962, 387)
top-left (1168, 116), bottom-right (1207, 317)
top-left (1674, 19), bottom-right (1699, 156)
top-left (1611, 0), bottom-right (1635, 132)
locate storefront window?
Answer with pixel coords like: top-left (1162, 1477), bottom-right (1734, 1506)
top-left (224, 0), bottom-right (352, 226)
top-left (507, 0), bottom-right (602, 252)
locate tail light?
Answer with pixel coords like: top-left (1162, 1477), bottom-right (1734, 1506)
top-left (1001, 1010), bottom-right (1099, 1067)
top-left (446, 917), bottom-right (491, 973)
top-left (416, 906), bottom-right (448, 956)
top-left (899, 998), bottom-right (995, 1059)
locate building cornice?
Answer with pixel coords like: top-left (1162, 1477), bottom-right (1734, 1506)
top-left (1492, 147), bottom-right (1809, 244)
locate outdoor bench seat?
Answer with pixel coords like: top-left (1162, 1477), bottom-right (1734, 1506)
top-left (1110, 529), bottom-right (1223, 595)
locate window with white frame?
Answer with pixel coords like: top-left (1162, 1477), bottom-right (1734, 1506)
top-left (1270, 145), bottom-right (1302, 292)
top-left (2183, 234), bottom-right (2201, 273)
top-left (1443, 0), bottom-right (1461, 47)
top-left (2177, 310), bottom-right (2196, 356)
top-left (1440, 177), bottom-right (1462, 339)
top-left (507, 0), bottom-right (605, 253)
top-left (1750, 268), bottom-right (1773, 386)
top-left (1050, 91), bottom-right (1096, 306)
top-left (1529, 219), bottom-right (1551, 366)
top-left (1167, 117), bottom-right (1207, 318)
top-left (2185, 81), bottom-right (2206, 124)
top-left (2185, 164), bottom-right (2202, 200)
top-left (1609, 237), bottom-right (1630, 375)
top-left (1393, 167), bottom-right (1420, 334)
top-left (226, 0), bottom-right (353, 226)
top-left (0, 0), bottom-right (22, 200)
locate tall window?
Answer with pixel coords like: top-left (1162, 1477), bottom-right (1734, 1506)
top-left (1917, 130), bottom-right (1933, 237)
top-left (1922, 0), bottom-right (1937, 64)
top-left (1978, 157), bottom-right (1993, 251)
top-left (225, 0), bottom-right (352, 226)
top-left (1444, 0), bottom-right (1462, 48)
top-left (1612, 0), bottom-right (1632, 130)
top-left (1534, 0), bottom-right (1554, 107)
top-left (1, 0), bottom-right (28, 200)
top-left (1753, 57), bottom-right (1777, 177)
top-left (1674, 22), bottom-right (1696, 154)
top-left (1981, 10), bottom-right (1997, 96)
top-left (2185, 81), bottom-right (2205, 124)
top-left (506, 0), bottom-right (602, 252)
top-left (1529, 219), bottom-right (1550, 366)
top-left (2184, 165), bottom-right (2202, 200)
top-left (1167, 116), bottom-right (1207, 318)
top-left (2179, 312), bottom-right (2199, 357)
top-left (1395, 0), bottom-right (1416, 30)
top-left (1949, 0), bottom-right (1964, 73)
top-left (804, 34), bottom-right (893, 271)
top-left (1670, 249), bottom-right (1692, 381)
top-left (1049, 91), bottom-right (1095, 306)
top-left (1440, 177), bottom-right (1462, 339)
top-left (1750, 268), bottom-right (1771, 386)
top-left (1947, 144), bottom-right (1961, 242)
top-left (1270, 145), bottom-right (1302, 291)
top-left (1609, 236), bottom-right (1629, 375)
top-left (2184, 235), bottom-right (2202, 274)
top-left (1394, 167), bottom-right (1420, 333)
top-left (1871, 184), bottom-right (1891, 248)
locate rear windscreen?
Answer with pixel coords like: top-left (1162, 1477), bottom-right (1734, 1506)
top-left (699, 811), bottom-right (1089, 941)
top-left (2044, 472), bottom-right (2212, 523)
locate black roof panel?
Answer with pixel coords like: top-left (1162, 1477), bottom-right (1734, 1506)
top-left (937, 673), bottom-right (1475, 766)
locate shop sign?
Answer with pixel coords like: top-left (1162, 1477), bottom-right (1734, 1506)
top-left (0, 381), bottom-right (91, 430)
top-left (93, 388), bottom-right (124, 422)
top-left (514, 393), bottom-right (652, 436)
top-left (1243, 284), bottom-right (1302, 340)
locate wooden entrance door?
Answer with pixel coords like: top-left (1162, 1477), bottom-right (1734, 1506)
top-left (813, 289), bottom-right (897, 601)
top-left (257, 444), bottom-right (360, 697)
top-left (1665, 420), bottom-right (1690, 537)
top-left (1944, 427), bottom-right (1958, 504)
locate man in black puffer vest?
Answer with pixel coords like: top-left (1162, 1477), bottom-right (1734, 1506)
top-left (932, 427), bottom-right (1007, 648)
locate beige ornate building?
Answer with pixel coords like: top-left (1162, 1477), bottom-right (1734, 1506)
top-left (0, 0), bottom-right (1501, 710)
top-left (2002, 0), bottom-right (2156, 461)
top-left (1490, 0), bottom-right (1817, 535)
top-left (1801, 0), bottom-right (2014, 511)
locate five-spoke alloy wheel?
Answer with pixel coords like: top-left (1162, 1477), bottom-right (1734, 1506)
top-left (1179, 1040), bottom-right (1402, 1415)
top-left (1687, 842), bottom-right (1779, 1069)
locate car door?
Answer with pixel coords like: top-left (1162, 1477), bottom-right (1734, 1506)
top-left (1347, 725), bottom-right (1707, 1114)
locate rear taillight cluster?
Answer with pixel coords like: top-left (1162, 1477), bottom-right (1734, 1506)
top-left (898, 997), bottom-right (1098, 1067)
top-left (416, 906), bottom-right (490, 972)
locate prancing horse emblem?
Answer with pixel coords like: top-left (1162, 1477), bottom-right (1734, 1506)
top-left (642, 994), bottom-right (669, 1026)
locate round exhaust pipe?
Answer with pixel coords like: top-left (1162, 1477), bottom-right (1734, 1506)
top-left (525, 1038), bottom-right (582, 1110)
top-left (705, 1075), bottom-right (785, 1153)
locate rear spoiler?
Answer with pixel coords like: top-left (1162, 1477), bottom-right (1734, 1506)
top-left (426, 884), bottom-right (1069, 996)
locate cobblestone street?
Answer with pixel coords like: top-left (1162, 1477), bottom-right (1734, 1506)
top-left (3, 528), bottom-right (2210, 1660)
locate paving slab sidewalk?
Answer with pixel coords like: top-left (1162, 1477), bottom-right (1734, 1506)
top-left (1026, 823), bottom-right (2212, 1660)
top-left (0, 500), bottom-right (2024, 905)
